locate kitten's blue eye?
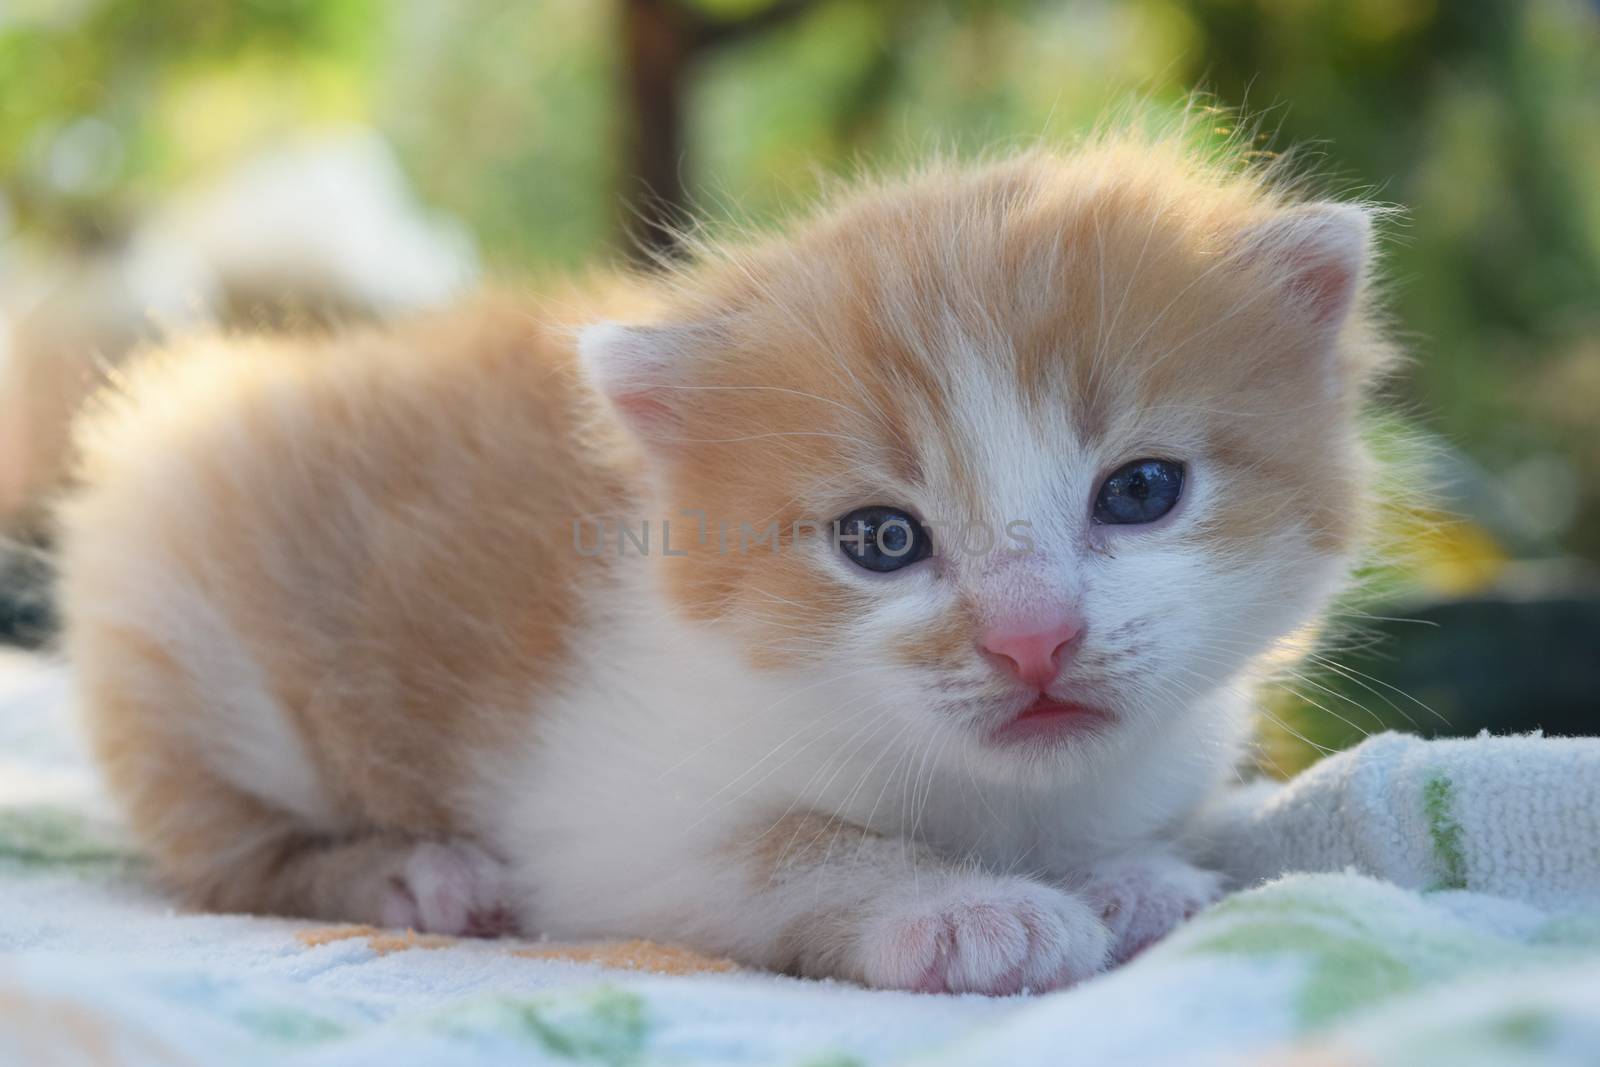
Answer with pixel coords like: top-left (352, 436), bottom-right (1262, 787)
top-left (836, 506), bottom-right (931, 572)
top-left (1093, 459), bottom-right (1185, 525)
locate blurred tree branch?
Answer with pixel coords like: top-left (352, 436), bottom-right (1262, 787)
top-left (693, 0), bottom-right (820, 49)
top-left (618, 0), bottom-right (821, 263)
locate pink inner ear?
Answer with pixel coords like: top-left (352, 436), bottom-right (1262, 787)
top-left (611, 389), bottom-right (681, 436)
top-left (1288, 257), bottom-right (1358, 327)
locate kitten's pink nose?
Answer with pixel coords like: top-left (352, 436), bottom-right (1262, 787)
top-left (981, 616), bottom-right (1084, 689)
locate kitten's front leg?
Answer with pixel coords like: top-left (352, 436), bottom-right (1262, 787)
top-left (734, 814), bottom-right (1111, 994)
top-left (1076, 848), bottom-right (1225, 964)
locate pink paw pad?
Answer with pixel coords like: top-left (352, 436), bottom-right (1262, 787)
top-left (380, 840), bottom-right (519, 937)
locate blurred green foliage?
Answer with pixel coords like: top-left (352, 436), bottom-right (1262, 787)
top-left (2, 0), bottom-right (1597, 758)
top-left (0, 0), bottom-right (380, 239)
top-left (7, 1), bottom-right (1596, 546)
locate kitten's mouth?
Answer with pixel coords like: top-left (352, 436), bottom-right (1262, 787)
top-left (987, 697), bottom-right (1111, 746)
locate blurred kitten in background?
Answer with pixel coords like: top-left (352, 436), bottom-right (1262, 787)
top-left (0, 130), bottom-right (476, 645)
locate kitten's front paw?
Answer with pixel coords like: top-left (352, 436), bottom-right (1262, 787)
top-left (380, 840), bottom-right (520, 937)
top-left (1080, 852), bottom-right (1223, 964)
top-left (853, 877), bottom-right (1110, 995)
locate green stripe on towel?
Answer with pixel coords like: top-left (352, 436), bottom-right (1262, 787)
top-left (1423, 776), bottom-right (1468, 891)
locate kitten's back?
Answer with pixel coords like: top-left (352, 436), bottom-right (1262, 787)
top-left (60, 297), bottom-right (629, 905)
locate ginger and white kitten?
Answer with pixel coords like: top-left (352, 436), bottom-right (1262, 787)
top-left (59, 136), bottom-right (1393, 994)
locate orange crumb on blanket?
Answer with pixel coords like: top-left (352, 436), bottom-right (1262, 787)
top-left (295, 924), bottom-right (458, 955)
top-left (515, 939), bottom-right (740, 975)
top-left (294, 925), bottom-right (738, 974)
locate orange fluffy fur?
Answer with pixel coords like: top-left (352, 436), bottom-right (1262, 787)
top-left (59, 131), bottom-right (1396, 992)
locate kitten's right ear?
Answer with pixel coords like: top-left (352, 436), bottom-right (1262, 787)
top-left (1237, 203), bottom-right (1373, 334)
top-left (578, 321), bottom-right (706, 442)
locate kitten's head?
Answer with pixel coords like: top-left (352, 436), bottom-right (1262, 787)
top-left (581, 138), bottom-right (1394, 783)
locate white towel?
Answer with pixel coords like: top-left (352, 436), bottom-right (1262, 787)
top-left (3, 651), bottom-right (1598, 1066)
top-left (1198, 731), bottom-right (1600, 910)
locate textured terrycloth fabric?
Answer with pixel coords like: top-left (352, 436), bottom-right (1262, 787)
top-left (3, 648), bottom-right (1598, 1066)
top-left (1196, 730), bottom-right (1600, 910)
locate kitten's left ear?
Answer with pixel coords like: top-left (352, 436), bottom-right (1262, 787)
top-left (1240, 203), bottom-right (1372, 332)
top-left (578, 320), bottom-right (711, 442)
